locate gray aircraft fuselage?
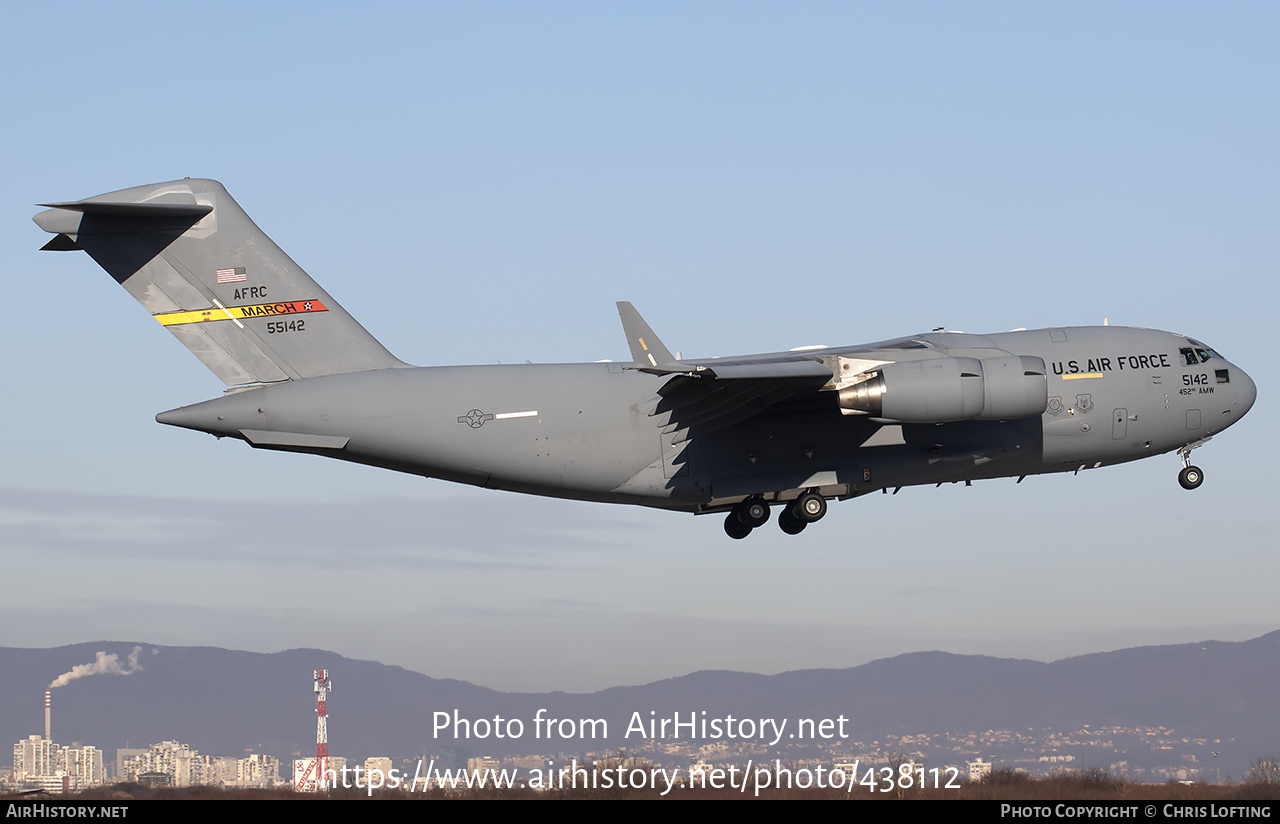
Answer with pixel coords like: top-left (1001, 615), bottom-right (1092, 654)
top-left (34, 179), bottom-right (1256, 538)
top-left (157, 325), bottom-right (1254, 514)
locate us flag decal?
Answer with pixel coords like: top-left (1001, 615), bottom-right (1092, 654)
top-left (216, 266), bottom-right (247, 283)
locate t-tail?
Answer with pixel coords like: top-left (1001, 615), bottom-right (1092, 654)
top-left (34, 178), bottom-right (405, 387)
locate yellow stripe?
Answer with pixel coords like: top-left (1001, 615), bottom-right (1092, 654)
top-left (1061, 372), bottom-right (1105, 380)
top-left (154, 308), bottom-right (233, 326)
top-left (154, 299), bottom-right (328, 327)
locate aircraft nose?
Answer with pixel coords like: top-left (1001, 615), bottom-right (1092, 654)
top-left (1235, 366), bottom-right (1257, 418)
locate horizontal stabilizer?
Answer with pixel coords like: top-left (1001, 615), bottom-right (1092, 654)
top-left (36, 200), bottom-right (213, 220)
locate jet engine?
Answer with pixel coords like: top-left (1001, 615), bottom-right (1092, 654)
top-left (837, 355), bottom-right (1047, 422)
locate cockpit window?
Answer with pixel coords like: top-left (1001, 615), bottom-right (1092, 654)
top-left (1197, 347), bottom-right (1221, 362)
top-left (1181, 345), bottom-right (1222, 365)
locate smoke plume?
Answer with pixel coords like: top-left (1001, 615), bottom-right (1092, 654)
top-left (48, 646), bottom-right (144, 689)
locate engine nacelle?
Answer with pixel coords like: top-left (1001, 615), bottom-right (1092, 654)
top-left (837, 355), bottom-right (1047, 422)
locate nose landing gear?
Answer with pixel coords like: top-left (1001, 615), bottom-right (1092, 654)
top-left (1178, 465), bottom-right (1204, 490)
top-left (1177, 437), bottom-right (1211, 490)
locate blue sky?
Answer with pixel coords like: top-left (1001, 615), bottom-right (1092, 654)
top-left (1, 2), bottom-right (1276, 692)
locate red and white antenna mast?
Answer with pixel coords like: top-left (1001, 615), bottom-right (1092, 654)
top-left (314, 668), bottom-right (331, 789)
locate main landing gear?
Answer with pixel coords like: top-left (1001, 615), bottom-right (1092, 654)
top-left (1177, 438), bottom-right (1210, 491)
top-left (724, 495), bottom-right (768, 539)
top-left (723, 492), bottom-right (828, 539)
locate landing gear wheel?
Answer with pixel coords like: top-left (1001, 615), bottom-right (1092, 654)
top-left (1176, 438), bottom-right (1211, 490)
top-left (735, 496), bottom-right (771, 528)
top-left (792, 492), bottom-right (827, 523)
top-left (777, 508), bottom-right (807, 535)
top-left (724, 515), bottom-right (753, 539)
top-left (1178, 465), bottom-right (1204, 490)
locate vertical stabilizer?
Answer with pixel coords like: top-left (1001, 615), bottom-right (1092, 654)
top-left (35, 179), bottom-right (405, 386)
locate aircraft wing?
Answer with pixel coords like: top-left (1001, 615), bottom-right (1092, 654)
top-left (617, 302), bottom-right (835, 438)
top-left (652, 367), bottom-right (833, 440)
top-left (617, 305), bottom-right (1053, 439)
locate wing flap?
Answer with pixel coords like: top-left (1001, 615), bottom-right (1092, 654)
top-left (692, 360), bottom-right (832, 380)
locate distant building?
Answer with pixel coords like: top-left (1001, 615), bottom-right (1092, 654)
top-left (13, 736), bottom-right (57, 779)
top-left (115, 748), bottom-right (146, 780)
top-left (237, 753), bottom-right (280, 788)
top-left (362, 757), bottom-right (393, 788)
top-left (121, 741), bottom-right (201, 786)
top-left (967, 758), bottom-right (992, 781)
top-left (210, 757), bottom-right (240, 787)
top-left (467, 756), bottom-right (500, 777)
top-left (136, 771), bottom-right (170, 787)
top-left (61, 744), bottom-right (104, 789)
top-left (832, 761), bottom-right (860, 783)
top-left (11, 735), bottom-right (104, 793)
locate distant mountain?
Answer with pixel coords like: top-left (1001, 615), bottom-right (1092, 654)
top-left (4, 632), bottom-right (1277, 778)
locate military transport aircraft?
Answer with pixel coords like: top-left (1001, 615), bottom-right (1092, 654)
top-left (35, 179), bottom-right (1256, 539)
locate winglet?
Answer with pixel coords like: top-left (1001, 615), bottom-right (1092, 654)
top-left (616, 301), bottom-right (682, 372)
